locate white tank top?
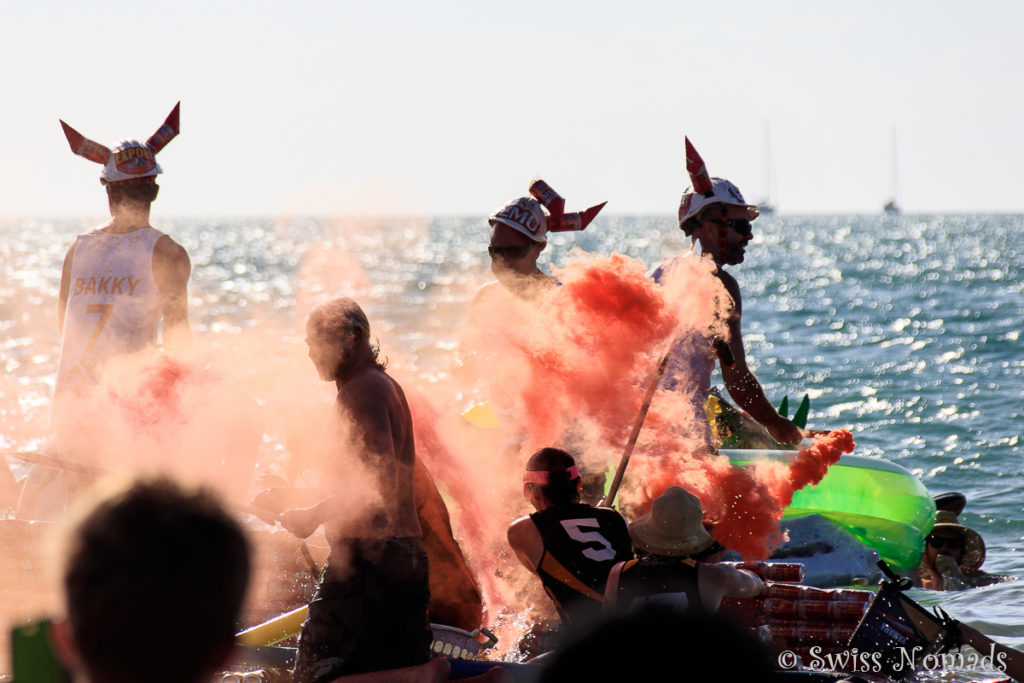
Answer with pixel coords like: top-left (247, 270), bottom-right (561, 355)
top-left (649, 250), bottom-right (717, 444)
top-left (56, 227), bottom-right (164, 392)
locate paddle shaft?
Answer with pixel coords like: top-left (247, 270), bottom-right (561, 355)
top-left (599, 351), bottom-right (671, 508)
top-left (5, 450), bottom-right (106, 477)
top-left (8, 450), bottom-right (282, 516)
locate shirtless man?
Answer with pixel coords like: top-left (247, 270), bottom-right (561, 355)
top-left (459, 181), bottom-right (605, 387)
top-left (603, 486), bottom-right (764, 614)
top-left (651, 138), bottom-right (801, 448)
top-left (507, 448), bottom-right (633, 628)
top-left (56, 103), bottom-right (191, 394)
top-left (264, 298), bottom-right (432, 682)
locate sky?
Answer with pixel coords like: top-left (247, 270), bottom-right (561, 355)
top-left (1, 0), bottom-right (1022, 217)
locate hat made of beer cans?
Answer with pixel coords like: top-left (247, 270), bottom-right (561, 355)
top-left (489, 179), bottom-right (606, 243)
top-left (678, 137), bottom-right (758, 233)
top-left (60, 102), bottom-right (180, 184)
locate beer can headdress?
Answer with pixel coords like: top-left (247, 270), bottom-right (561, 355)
top-left (677, 137), bottom-right (758, 234)
top-left (489, 179), bottom-right (607, 243)
top-left (60, 102), bottom-right (181, 184)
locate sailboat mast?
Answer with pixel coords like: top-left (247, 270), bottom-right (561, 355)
top-left (891, 129), bottom-right (900, 207)
top-left (760, 119), bottom-right (777, 213)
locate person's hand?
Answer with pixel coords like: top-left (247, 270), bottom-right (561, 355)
top-left (935, 553), bottom-right (969, 590)
top-left (280, 507), bottom-right (321, 539)
top-left (247, 488), bottom-right (292, 525)
top-left (250, 487), bottom-right (290, 513)
top-left (934, 553), bottom-right (961, 573)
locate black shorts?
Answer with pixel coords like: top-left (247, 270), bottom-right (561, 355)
top-left (292, 537), bottom-right (431, 683)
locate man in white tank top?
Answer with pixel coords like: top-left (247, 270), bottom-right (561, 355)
top-left (56, 103), bottom-right (191, 394)
top-left (17, 105), bottom-right (192, 519)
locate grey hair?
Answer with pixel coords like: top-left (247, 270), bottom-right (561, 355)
top-left (307, 297), bottom-right (385, 369)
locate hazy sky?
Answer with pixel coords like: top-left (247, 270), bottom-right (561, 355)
top-left (2, 0), bottom-right (1021, 217)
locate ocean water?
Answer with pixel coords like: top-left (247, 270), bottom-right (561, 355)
top-left (1, 213), bottom-right (1023, 671)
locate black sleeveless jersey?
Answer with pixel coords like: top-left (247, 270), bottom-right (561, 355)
top-left (530, 503), bottom-right (633, 625)
top-left (613, 555), bottom-right (704, 614)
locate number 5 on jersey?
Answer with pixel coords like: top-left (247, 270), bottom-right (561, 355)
top-left (560, 518), bottom-right (618, 561)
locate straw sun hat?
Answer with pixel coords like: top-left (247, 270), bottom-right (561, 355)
top-left (930, 510), bottom-right (986, 573)
top-left (629, 486), bottom-right (715, 558)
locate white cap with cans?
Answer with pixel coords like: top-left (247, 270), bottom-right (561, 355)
top-left (60, 102), bottom-right (180, 184)
top-left (489, 196), bottom-right (549, 243)
top-left (677, 177), bottom-right (759, 230)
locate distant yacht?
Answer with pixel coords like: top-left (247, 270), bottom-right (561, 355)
top-left (883, 130), bottom-right (900, 215)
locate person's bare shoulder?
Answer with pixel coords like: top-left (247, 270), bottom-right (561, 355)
top-left (507, 515), bottom-right (543, 571)
top-left (715, 268), bottom-right (742, 306)
top-left (153, 234), bottom-right (191, 269)
top-left (338, 366), bottom-right (400, 414)
top-left (470, 281), bottom-right (507, 310)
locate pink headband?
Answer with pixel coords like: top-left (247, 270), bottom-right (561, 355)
top-left (524, 466), bottom-right (580, 485)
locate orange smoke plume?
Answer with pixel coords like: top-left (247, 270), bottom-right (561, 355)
top-left (627, 428), bottom-right (856, 560)
top-left (516, 253), bottom-right (678, 448)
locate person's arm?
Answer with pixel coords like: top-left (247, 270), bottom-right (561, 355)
top-left (507, 516), bottom-right (544, 572)
top-left (249, 487), bottom-right (322, 526)
top-left (58, 242), bottom-right (75, 335)
top-left (152, 235), bottom-right (192, 351)
top-left (698, 563), bottom-right (764, 612)
top-left (279, 498), bottom-right (335, 539)
top-left (717, 271), bottom-right (801, 445)
top-left (958, 622), bottom-right (1024, 682)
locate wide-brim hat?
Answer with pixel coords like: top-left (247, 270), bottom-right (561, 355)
top-left (931, 510), bottom-right (986, 574)
top-left (678, 178), bottom-right (759, 230)
top-left (629, 486), bottom-right (715, 557)
top-left (489, 196), bottom-right (548, 243)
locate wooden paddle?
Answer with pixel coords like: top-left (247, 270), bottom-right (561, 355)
top-left (4, 450), bottom-right (105, 477)
top-left (598, 350), bottom-right (672, 508)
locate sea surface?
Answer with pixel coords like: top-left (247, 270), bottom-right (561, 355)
top-left (1, 213), bottom-right (1023, 676)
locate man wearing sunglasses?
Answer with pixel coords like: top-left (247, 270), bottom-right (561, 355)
top-left (485, 196), bottom-right (558, 298)
top-left (651, 138), bottom-right (802, 450)
top-left (458, 196), bottom-right (556, 393)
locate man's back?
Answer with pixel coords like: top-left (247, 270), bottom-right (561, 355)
top-left (325, 364), bottom-right (420, 541)
top-left (57, 227), bottom-right (165, 391)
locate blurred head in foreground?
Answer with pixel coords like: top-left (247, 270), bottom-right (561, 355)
top-left (539, 605), bottom-right (772, 681)
top-left (58, 476), bottom-right (250, 683)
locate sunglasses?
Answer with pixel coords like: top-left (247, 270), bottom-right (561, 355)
top-left (705, 214), bottom-right (753, 238)
top-left (927, 535), bottom-right (963, 550)
top-left (488, 244), bottom-right (533, 260)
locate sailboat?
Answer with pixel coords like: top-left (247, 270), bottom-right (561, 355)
top-left (757, 121), bottom-right (778, 214)
top-left (883, 130), bottom-right (900, 215)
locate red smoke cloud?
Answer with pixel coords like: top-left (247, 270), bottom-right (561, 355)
top-left (456, 250), bottom-right (854, 563)
top-left (760, 429), bottom-right (856, 510)
top-left (626, 427), bottom-right (855, 559)
top-left (515, 253), bottom-right (680, 449)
